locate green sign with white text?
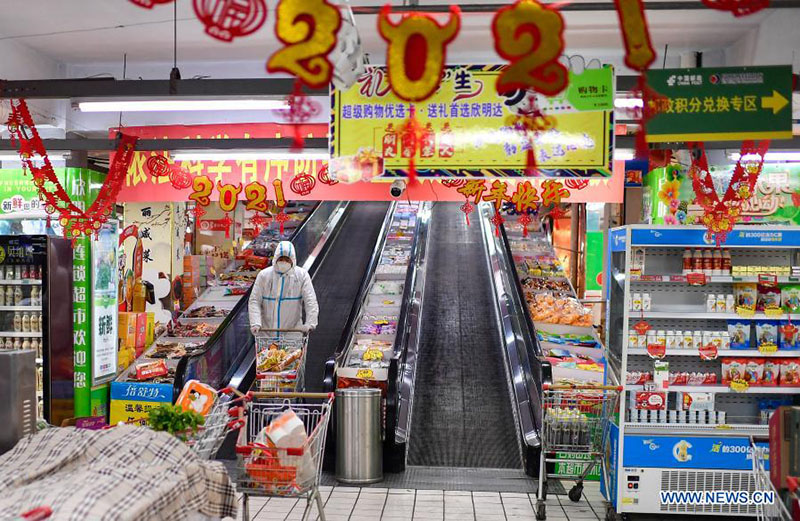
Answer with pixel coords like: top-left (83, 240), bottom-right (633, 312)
top-left (645, 65), bottom-right (793, 142)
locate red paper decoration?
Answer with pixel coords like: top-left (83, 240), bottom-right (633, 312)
top-left (564, 179), bottom-right (590, 190)
top-left (193, 0), bottom-right (267, 42)
top-left (267, 0), bottom-right (342, 89)
top-left (275, 210), bottom-right (290, 235)
top-left (279, 81), bottom-right (322, 150)
top-left (169, 167), bottom-right (193, 190)
top-left (378, 4), bottom-right (461, 102)
top-left (249, 212), bottom-right (270, 231)
top-left (689, 140), bottom-right (770, 244)
top-left (518, 213), bottom-right (532, 237)
top-left (273, 178), bottom-right (288, 235)
top-left (701, 0), bottom-right (769, 16)
top-left (146, 154), bottom-right (172, 177)
top-left (441, 179), bottom-right (466, 189)
top-left (290, 172), bottom-right (317, 196)
top-left (614, 0), bottom-right (656, 72)
top-left (460, 201), bottom-right (474, 226)
top-left (129, 0), bottom-right (174, 8)
top-left (490, 211), bottom-right (505, 237)
top-left (317, 164), bottom-right (338, 186)
top-left (190, 205), bottom-right (207, 220)
top-left (492, 0), bottom-right (568, 96)
top-left (6, 99), bottom-right (137, 242)
top-left (398, 105), bottom-right (424, 185)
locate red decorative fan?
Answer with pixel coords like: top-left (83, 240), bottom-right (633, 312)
top-left (290, 172), bottom-right (316, 196)
top-left (146, 154), bottom-right (172, 177)
top-left (169, 167), bottom-right (193, 190)
top-left (317, 164), bottom-right (338, 186)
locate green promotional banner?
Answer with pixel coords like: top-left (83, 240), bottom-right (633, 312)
top-left (645, 65), bottom-right (793, 142)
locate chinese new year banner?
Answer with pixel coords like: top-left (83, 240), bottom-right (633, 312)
top-left (331, 65), bottom-right (615, 179)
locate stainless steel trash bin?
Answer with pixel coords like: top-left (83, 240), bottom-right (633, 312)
top-left (335, 388), bottom-right (383, 484)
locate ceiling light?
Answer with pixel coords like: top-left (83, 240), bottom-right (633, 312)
top-left (0, 153), bottom-right (66, 162)
top-left (614, 98), bottom-right (643, 109)
top-left (172, 151), bottom-right (329, 162)
top-left (78, 99), bottom-right (290, 112)
top-left (729, 152), bottom-right (800, 162)
top-left (613, 150), bottom-right (634, 161)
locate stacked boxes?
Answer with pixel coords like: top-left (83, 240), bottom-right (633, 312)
top-left (182, 255), bottom-right (201, 308)
top-left (118, 311), bottom-right (150, 369)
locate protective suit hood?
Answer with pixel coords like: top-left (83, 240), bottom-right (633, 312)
top-left (273, 241), bottom-right (297, 268)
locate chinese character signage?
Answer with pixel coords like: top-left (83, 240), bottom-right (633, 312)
top-left (332, 65), bottom-right (614, 178)
top-left (109, 381), bottom-right (172, 425)
top-left (645, 65), bottom-right (793, 142)
top-left (91, 220), bottom-right (118, 386)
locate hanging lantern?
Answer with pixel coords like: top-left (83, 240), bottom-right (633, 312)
top-left (146, 154), bottom-right (172, 177)
top-left (169, 167), bottom-right (193, 189)
top-left (290, 171), bottom-right (317, 196)
top-left (192, 0), bottom-right (268, 42)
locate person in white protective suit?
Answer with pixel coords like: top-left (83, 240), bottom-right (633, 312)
top-left (248, 241), bottom-right (319, 334)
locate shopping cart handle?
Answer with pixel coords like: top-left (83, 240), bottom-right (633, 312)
top-left (21, 507), bottom-right (52, 520)
top-left (543, 383), bottom-right (623, 391)
top-left (227, 418), bottom-right (246, 431)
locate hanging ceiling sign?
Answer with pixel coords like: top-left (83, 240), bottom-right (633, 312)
top-left (331, 65), bottom-right (615, 179)
top-left (645, 65), bottom-right (793, 142)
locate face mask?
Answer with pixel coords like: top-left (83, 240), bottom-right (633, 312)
top-left (275, 261), bottom-right (292, 274)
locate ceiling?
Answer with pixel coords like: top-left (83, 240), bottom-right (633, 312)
top-left (0, 0), bottom-right (771, 67)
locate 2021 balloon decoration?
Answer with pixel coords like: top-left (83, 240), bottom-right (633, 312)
top-left (378, 4), bottom-right (461, 102)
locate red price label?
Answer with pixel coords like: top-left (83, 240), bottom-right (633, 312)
top-left (647, 343), bottom-right (666, 359)
top-left (687, 273), bottom-right (707, 286)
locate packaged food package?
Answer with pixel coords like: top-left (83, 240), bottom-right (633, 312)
top-left (756, 321), bottom-right (779, 347)
top-left (722, 358), bottom-right (762, 385)
top-left (733, 282), bottom-right (757, 310)
top-left (780, 321), bottom-right (800, 350)
top-left (257, 410), bottom-right (314, 484)
top-left (727, 320), bottom-right (751, 349)
top-left (635, 391), bottom-right (666, 410)
top-left (626, 371), bottom-right (652, 385)
top-left (782, 285), bottom-right (800, 313)
top-left (680, 392), bottom-right (714, 411)
top-left (653, 360), bottom-right (669, 390)
top-left (780, 359), bottom-right (800, 386)
top-left (134, 360), bottom-right (168, 381)
top-left (176, 379), bottom-right (217, 416)
top-left (758, 284), bottom-right (781, 311)
top-left (762, 360), bottom-right (780, 386)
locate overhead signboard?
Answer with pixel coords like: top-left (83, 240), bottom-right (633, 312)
top-left (645, 65), bottom-right (793, 142)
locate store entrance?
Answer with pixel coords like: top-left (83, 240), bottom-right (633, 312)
top-left (407, 202), bottom-right (523, 470)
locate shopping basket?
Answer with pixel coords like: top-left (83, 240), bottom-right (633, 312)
top-left (185, 387), bottom-right (249, 460)
top-left (751, 438), bottom-right (795, 521)
top-left (535, 384), bottom-right (621, 521)
top-left (235, 392), bottom-right (334, 521)
top-left (254, 329), bottom-right (309, 392)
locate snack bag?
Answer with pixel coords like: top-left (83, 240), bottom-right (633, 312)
top-left (176, 379), bottom-right (216, 416)
top-left (722, 358), bottom-right (747, 385)
top-left (745, 358), bottom-right (765, 385)
top-left (781, 359), bottom-right (800, 386)
top-left (756, 321), bottom-right (779, 347)
top-left (757, 284), bottom-right (781, 311)
top-left (780, 321), bottom-right (800, 350)
top-left (762, 360), bottom-right (780, 386)
top-left (783, 285), bottom-right (800, 313)
top-left (734, 282), bottom-right (757, 310)
top-left (727, 320), bottom-right (751, 349)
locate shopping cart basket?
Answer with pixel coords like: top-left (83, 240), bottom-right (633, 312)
top-left (535, 384), bottom-right (621, 521)
top-left (235, 392), bottom-right (334, 521)
top-left (751, 438), bottom-right (795, 521)
top-left (255, 329), bottom-right (308, 392)
top-left (185, 387), bottom-right (249, 460)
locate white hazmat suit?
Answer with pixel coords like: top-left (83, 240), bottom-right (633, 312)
top-left (248, 241), bottom-right (319, 332)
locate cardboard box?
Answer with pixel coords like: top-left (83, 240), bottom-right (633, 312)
top-left (118, 312), bottom-right (137, 348)
top-left (145, 312), bottom-right (155, 346)
top-left (131, 280), bottom-right (147, 313)
top-left (134, 312), bottom-right (147, 350)
top-left (770, 406), bottom-right (800, 490)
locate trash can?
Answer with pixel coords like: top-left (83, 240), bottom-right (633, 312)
top-left (335, 388), bottom-right (383, 484)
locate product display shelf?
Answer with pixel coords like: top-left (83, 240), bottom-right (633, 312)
top-left (606, 225), bottom-right (800, 518)
top-left (0, 279), bottom-right (42, 285)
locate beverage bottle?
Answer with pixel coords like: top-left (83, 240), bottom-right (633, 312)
top-left (14, 286), bottom-right (22, 306)
top-left (13, 312), bottom-right (21, 332)
top-left (21, 313), bottom-right (29, 333)
top-left (682, 249), bottom-right (692, 275)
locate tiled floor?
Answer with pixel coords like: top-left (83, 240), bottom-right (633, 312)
top-left (234, 481), bottom-right (607, 521)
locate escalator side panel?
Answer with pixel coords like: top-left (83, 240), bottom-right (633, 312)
top-left (407, 203), bottom-right (522, 469)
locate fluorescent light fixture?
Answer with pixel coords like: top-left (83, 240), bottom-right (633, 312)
top-left (615, 98), bottom-right (643, 109)
top-left (78, 99), bottom-right (290, 112)
top-left (614, 150), bottom-right (634, 161)
top-left (729, 152), bottom-right (800, 162)
top-left (172, 151), bottom-right (329, 162)
top-left (0, 153), bottom-right (65, 163)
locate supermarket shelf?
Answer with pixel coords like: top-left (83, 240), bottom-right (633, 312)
top-left (627, 348), bottom-right (800, 357)
top-left (0, 331), bottom-right (42, 337)
top-left (0, 306), bottom-right (41, 311)
top-left (636, 310), bottom-right (800, 320)
top-left (626, 384), bottom-right (800, 394)
top-left (0, 280), bottom-right (41, 285)
top-left (623, 422), bottom-right (769, 437)
top-left (631, 274), bottom-right (798, 284)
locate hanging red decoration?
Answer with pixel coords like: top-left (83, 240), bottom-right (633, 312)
top-left (490, 211), bottom-right (506, 237)
top-left (273, 178), bottom-right (289, 235)
top-left (6, 99), bottom-right (137, 242)
top-left (129, 0), bottom-right (175, 8)
top-left (146, 154), bottom-right (172, 177)
top-left (492, 0), bottom-right (569, 96)
top-left (460, 201), bottom-right (474, 226)
top-left (192, 0), bottom-right (268, 42)
top-left (317, 164), bottom-right (338, 186)
top-left (290, 171), bottom-right (317, 196)
top-left (220, 212), bottom-right (234, 239)
top-left (564, 179), bottom-right (590, 190)
top-left (249, 212), bottom-right (271, 232)
top-left (701, 0), bottom-right (769, 16)
top-left (169, 166), bottom-right (193, 190)
top-left (190, 205), bottom-right (207, 220)
top-left (267, 0), bottom-right (342, 89)
top-left (483, 180), bottom-right (511, 236)
top-left (275, 210), bottom-right (290, 236)
top-left (441, 179), bottom-right (466, 189)
top-left (378, 4), bottom-right (461, 102)
top-left (689, 140), bottom-right (770, 244)
top-left (518, 213), bottom-right (533, 237)
top-left (278, 81), bottom-right (322, 151)
top-left (398, 105), bottom-right (424, 185)
top-left (505, 93), bottom-right (556, 176)
top-left (614, 0), bottom-right (656, 73)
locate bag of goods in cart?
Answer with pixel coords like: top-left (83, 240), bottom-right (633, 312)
top-left (248, 409), bottom-right (314, 490)
top-left (176, 380), bottom-right (217, 416)
top-left (257, 342), bottom-right (303, 373)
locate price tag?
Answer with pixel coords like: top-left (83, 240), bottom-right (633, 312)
top-left (382, 300), bottom-right (395, 305)
top-left (647, 343), bottom-right (666, 359)
top-left (687, 273), bottom-right (707, 286)
top-left (633, 321), bottom-right (651, 335)
top-left (736, 306), bottom-right (755, 318)
top-left (759, 274), bottom-right (778, 287)
top-left (374, 320), bottom-right (389, 325)
top-left (758, 342), bottom-right (778, 354)
top-left (698, 343), bottom-right (718, 360)
top-left (668, 276), bottom-right (688, 282)
top-left (729, 378), bottom-right (750, 392)
top-left (355, 369), bottom-right (375, 379)
top-left (765, 306), bottom-right (784, 318)
top-left (715, 424), bottom-right (732, 430)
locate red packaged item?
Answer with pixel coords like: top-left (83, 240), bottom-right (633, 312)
top-left (702, 373), bottom-right (718, 385)
top-left (722, 358), bottom-right (763, 385)
top-left (780, 359), bottom-right (800, 386)
top-left (762, 360), bottom-right (780, 386)
top-left (635, 391), bottom-right (667, 410)
top-left (626, 371), bottom-right (652, 385)
top-left (135, 360), bottom-right (168, 381)
top-left (669, 372), bottom-right (689, 386)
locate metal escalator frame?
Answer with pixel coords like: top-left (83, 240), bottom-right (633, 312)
top-left (173, 201), bottom-right (348, 397)
top-left (478, 203), bottom-right (545, 477)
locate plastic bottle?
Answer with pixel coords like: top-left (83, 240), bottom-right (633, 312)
top-left (13, 312), bottom-right (21, 332)
top-left (712, 250), bottom-right (723, 275)
top-left (21, 313), bottom-right (29, 333)
top-left (692, 249), bottom-right (703, 272)
top-left (4, 338), bottom-right (11, 349)
top-left (722, 250), bottom-right (732, 274)
top-left (14, 286), bottom-right (22, 306)
top-left (13, 338), bottom-right (20, 350)
top-left (683, 249), bottom-right (693, 275)
top-left (5, 287), bottom-right (12, 305)
top-left (703, 250), bottom-right (714, 275)
top-left (21, 338), bottom-right (30, 350)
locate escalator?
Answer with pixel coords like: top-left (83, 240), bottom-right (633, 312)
top-left (406, 202), bottom-right (523, 469)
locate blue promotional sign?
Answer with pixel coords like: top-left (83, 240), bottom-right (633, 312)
top-left (110, 381), bottom-right (173, 402)
top-left (602, 422), bottom-right (620, 507)
top-left (631, 227), bottom-right (800, 248)
top-left (610, 228), bottom-right (627, 252)
top-left (623, 435), bottom-right (769, 470)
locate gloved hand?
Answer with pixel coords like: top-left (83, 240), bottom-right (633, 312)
top-left (250, 325), bottom-right (260, 336)
top-left (298, 324), bottom-right (314, 334)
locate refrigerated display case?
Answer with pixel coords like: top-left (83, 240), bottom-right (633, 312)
top-left (606, 225), bottom-right (797, 518)
top-left (0, 235), bottom-right (73, 425)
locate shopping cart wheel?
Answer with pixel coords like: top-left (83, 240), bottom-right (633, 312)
top-left (568, 483), bottom-right (583, 502)
top-left (535, 501), bottom-right (546, 521)
top-left (605, 506), bottom-right (625, 521)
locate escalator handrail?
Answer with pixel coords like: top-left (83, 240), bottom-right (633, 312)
top-left (172, 201), bottom-right (325, 396)
top-left (322, 202), bottom-right (397, 392)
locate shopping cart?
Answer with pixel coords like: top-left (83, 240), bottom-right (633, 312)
top-left (185, 387), bottom-right (249, 460)
top-left (255, 329), bottom-right (309, 392)
top-left (235, 392), bottom-right (334, 521)
top-left (751, 439), bottom-right (794, 521)
top-left (535, 384), bottom-right (622, 521)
